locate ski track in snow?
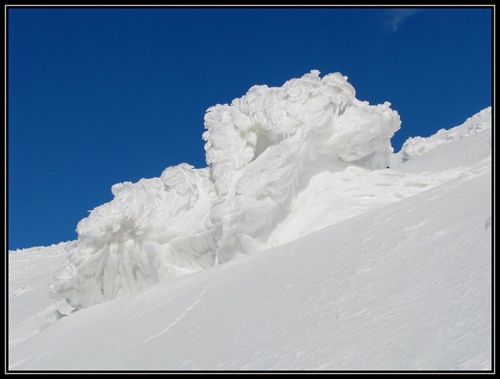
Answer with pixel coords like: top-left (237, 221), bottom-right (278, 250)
top-left (141, 283), bottom-right (214, 344)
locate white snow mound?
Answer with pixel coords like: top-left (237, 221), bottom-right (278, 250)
top-left (48, 71), bottom-right (490, 310)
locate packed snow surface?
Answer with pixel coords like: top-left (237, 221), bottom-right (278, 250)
top-left (8, 71), bottom-right (492, 371)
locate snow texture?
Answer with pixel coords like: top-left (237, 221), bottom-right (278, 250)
top-left (49, 71), bottom-right (404, 309)
top-left (8, 71), bottom-right (492, 371)
top-left (394, 106), bottom-right (492, 164)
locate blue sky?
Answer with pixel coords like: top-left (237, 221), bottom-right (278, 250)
top-left (7, 6), bottom-right (493, 250)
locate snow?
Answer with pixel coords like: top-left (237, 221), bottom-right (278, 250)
top-left (7, 71), bottom-right (492, 371)
top-left (49, 70), bottom-right (402, 310)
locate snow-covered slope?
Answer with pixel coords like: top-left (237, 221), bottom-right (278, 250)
top-left (46, 71), bottom-right (405, 310)
top-left (8, 160), bottom-right (492, 370)
top-left (8, 71), bottom-right (492, 371)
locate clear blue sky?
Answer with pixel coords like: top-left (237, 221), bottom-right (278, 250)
top-left (7, 6), bottom-right (493, 250)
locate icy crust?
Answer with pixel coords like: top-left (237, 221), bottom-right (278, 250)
top-left (395, 106), bottom-right (491, 163)
top-left (50, 70), bottom-right (404, 309)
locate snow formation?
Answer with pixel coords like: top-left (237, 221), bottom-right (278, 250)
top-left (9, 71), bottom-right (492, 370)
top-left (47, 71), bottom-right (489, 311)
top-left (394, 106), bottom-right (492, 163)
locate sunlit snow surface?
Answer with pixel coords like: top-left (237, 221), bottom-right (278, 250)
top-left (8, 71), bottom-right (492, 371)
top-left (50, 70), bottom-right (404, 309)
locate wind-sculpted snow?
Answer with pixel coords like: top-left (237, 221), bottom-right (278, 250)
top-left (49, 71), bottom-right (490, 310)
top-left (49, 165), bottom-right (217, 309)
top-left (203, 70), bottom-right (400, 264)
top-left (396, 106), bottom-right (492, 163)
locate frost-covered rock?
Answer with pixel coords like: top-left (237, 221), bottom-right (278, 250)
top-left (50, 70), bottom-right (405, 309)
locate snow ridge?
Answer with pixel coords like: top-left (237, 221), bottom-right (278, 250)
top-left (396, 106), bottom-right (491, 162)
top-left (48, 71), bottom-right (490, 310)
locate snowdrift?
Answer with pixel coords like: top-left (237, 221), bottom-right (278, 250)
top-left (8, 71), bottom-right (491, 369)
top-left (9, 140), bottom-right (492, 369)
top-left (48, 71), bottom-right (491, 311)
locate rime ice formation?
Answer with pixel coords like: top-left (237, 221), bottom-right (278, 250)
top-left (395, 106), bottom-right (492, 163)
top-left (50, 165), bottom-right (217, 308)
top-left (48, 71), bottom-right (489, 310)
top-left (203, 71), bottom-right (400, 264)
